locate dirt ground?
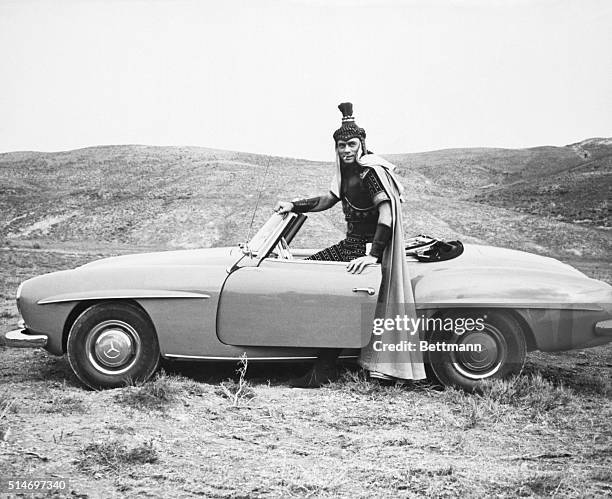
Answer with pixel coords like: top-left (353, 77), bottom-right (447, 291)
top-left (0, 248), bottom-right (610, 498)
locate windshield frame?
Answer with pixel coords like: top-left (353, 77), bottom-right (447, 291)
top-left (245, 212), bottom-right (296, 257)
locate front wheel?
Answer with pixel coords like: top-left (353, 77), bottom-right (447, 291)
top-left (67, 302), bottom-right (160, 389)
top-left (426, 309), bottom-right (526, 392)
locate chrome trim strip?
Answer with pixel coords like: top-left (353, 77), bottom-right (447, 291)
top-left (38, 292), bottom-right (211, 305)
top-left (164, 354), bottom-right (358, 361)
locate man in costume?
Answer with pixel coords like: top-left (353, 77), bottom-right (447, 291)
top-left (274, 102), bottom-right (426, 387)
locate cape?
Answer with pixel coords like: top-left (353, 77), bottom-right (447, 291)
top-left (329, 153), bottom-right (405, 201)
top-left (339, 153), bottom-right (427, 380)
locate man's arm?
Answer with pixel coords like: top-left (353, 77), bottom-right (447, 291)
top-left (274, 192), bottom-right (339, 214)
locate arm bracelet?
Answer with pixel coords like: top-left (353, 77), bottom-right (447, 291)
top-left (369, 223), bottom-right (392, 259)
top-left (291, 197), bottom-right (320, 213)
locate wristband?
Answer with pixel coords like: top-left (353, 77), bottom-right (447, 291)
top-left (291, 197), bottom-right (320, 213)
top-left (369, 223), bottom-right (392, 258)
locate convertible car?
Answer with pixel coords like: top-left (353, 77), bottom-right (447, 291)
top-left (3, 212), bottom-right (612, 391)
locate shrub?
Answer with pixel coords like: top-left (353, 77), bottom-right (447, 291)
top-left (115, 371), bottom-right (187, 411)
top-left (215, 354), bottom-right (255, 406)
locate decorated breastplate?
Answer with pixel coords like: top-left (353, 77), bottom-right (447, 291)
top-left (340, 165), bottom-right (379, 225)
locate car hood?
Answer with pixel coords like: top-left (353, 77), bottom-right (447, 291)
top-left (80, 246), bottom-right (243, 269)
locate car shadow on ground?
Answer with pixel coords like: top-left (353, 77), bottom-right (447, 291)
top-left (41, 355), bottom-right (324, 390)
top-left (158, 358), bottom-right (441, 392)
top-left (160, 358), bottom-right (328, 387)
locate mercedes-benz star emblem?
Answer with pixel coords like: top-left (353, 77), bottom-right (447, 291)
top-left (104, 340), bottom-right (121, 359)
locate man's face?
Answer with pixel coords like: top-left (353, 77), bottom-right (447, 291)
top-left (336, 138), bottom-right (361, 164)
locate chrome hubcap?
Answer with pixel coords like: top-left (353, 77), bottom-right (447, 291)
top-left (95, 329), bottom-right (133, 367)
top-left (451, 325), bottom-right (507, 380)
top-left (86, 320), bottom-right (141, 375)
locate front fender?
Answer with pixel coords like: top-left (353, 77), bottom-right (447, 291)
top-left (18, 264), bottom-right (228, 356)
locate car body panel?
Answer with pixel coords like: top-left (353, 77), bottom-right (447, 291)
top-left (413, 267), bottom-right (609, 308)
top-left (80, 246), bottom-right (244, 268)
top-left (513, 307), bottom-right (612, 351)
top-left (217, 259), bottom-right (379, 348)
top-left (18, 262), bottom-right (235, 356)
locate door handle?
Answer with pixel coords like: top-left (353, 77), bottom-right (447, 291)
top-left (353, 287), bottom-right (376, 296)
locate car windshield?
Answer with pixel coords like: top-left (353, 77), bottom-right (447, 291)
top-left (246, 213), bottom-right (288, 255)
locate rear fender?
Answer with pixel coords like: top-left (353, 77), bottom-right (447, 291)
top-left (414, 268), bottom-right (610, 308)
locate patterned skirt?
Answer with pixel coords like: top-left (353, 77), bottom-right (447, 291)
top-left (306, 235), bottom-right (368, 262)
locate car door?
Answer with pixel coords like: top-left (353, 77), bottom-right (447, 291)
top-left (217, 258), bottom-right (381, 348)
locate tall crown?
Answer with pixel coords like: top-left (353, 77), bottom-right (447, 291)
top-left (333, 101), bottom-right (366, 142)
top-left (338, 102), bottom-right (354, 123)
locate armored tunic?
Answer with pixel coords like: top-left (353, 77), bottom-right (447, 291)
top-left (307, 165), bottom-right (389, 262)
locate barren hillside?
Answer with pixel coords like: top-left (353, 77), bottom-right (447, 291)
top-left (1, 140), bottom-right (610, 260)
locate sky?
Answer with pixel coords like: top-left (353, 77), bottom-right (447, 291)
top-left (0, 0), bottom-right (611, 160)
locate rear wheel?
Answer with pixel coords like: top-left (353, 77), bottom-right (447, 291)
top-left (67, 302), bottom-right (160, 389)
top-left (426, 310), bottom-right (526, 392)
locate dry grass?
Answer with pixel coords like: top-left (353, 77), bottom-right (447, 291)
top-left (479, 373), bottom-right (576, 410)
top-left (431, 373), bottom-right (580, 431)
top-left (0, 391), bottom-right (18, 442)
top-left (0, 392), bottom-right (18, 415)
top-left (0, 345), bottom-right (610, 497)
top-left (76, 439), bottom-right (158, 476)
top-left (41, 392), bottom-right (88, 415)
top-left (115, 370), bottom-right (206, 412)
top-left (524, 357), bottom-right (612, 397)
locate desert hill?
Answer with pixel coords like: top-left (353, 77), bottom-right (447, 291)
top-left (1, 140), bottom-right (610, 259)
top-left (471, 139), bottom-right (611, 227)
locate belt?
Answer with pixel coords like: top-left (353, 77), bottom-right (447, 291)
top-left (346, 221), bottom-right (376, 240)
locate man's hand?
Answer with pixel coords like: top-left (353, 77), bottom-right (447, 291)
top-left (273, 201), bottom-right (294, 214)
top-left (347, 255), bottom-right (378, 274)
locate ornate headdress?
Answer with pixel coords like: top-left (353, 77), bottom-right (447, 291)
top-left (332, 102), bottom-right (366, 145)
